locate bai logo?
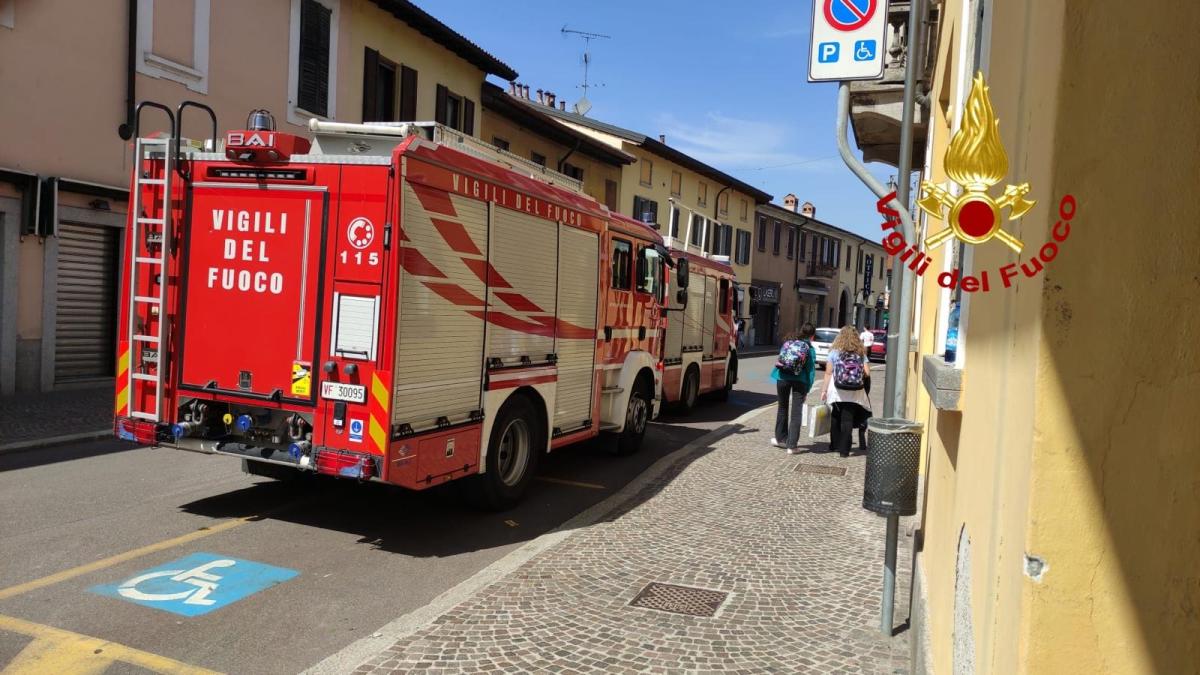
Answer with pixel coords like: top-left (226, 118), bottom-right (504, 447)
top-left (226, 131), bottom-right (276, 147)
top-left (879, 72), bottom-right (1077, 293)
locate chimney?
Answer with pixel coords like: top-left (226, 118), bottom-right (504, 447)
top-left (659, 134), bottom-right (666, 144)
top-left (522, 84), bottom-right (530, 99)
top-left (547, 91), bottom-right (556, 107)
top-left (783, 193), bottom-right (798, 212)
top-left (508, 81), bottom-right (517, 95)
top-left (536, 89), bottom-right (545, 104)
top-left (559, 100), bottom-right (566, 111)
top-left (801, 201), bottom-right (816, 218)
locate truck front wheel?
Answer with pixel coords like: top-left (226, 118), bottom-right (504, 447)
top-left (473, 394), bottom-right (541, 511)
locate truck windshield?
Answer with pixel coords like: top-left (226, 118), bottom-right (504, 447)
top-left (637, 245), bottom-right (661, 297)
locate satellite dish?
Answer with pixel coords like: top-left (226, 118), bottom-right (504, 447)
top-left (574, 96), bottom-right (592, 116)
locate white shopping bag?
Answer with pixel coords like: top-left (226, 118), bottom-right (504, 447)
top-left (807, 404), bottom-right (832, 438)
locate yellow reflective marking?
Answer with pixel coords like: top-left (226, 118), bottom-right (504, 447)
top-left (0, 519), bottom-right (247, 602)
top-left (0, 614), bottom-right (221, 675)
top-left (116, 387), bottom-right (129, 415)
top-left (368, 416), bottom-right (387, 452)
top-left (117, 348), bottom-right (130, 378)
top-left (370, 373), bottom-right (389, 409)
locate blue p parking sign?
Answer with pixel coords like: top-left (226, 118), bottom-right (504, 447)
top-left (90, 552), bottom-right (299, 617)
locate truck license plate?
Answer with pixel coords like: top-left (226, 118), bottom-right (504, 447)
top-left (320, 382), bottom-right (366, 404)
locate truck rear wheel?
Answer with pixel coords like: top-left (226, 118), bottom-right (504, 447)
top-left (473, 394), bottom-right (541, 511)
top-left (679, 367), bottom-right (700, 415)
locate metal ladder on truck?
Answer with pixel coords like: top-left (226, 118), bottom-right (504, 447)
top-left (124, 101), bottom-right (217, 422)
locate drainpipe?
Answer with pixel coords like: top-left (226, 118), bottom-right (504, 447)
top-left (556, 138), bottom-right (581, 174)
top-left (711, 185), bottom-right (731, 256)
top-left (117, 0), bottom-right (137, 140)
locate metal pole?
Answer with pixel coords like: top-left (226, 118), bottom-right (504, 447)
top-left (834, 0), bottom-right (926, 637)
top-left (834, 84), bottom-right (915, 421)
top-left (881, 513), bottom-right (899, 633)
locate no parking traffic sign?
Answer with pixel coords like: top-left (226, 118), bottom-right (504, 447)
top-left (808, 0), bottom-right (890, 82)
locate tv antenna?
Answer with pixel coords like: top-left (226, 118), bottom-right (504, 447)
top-left (561, 25), bottom-right (610, 115)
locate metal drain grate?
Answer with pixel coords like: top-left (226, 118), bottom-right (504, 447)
top-left (629, 582), bottom-right (728, 617)
top-left (793, 463), bottom-right (847, 476)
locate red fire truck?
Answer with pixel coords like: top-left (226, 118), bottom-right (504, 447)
top-left (659, 248), bottom-right (738, 412)
top-left (113, 102), bottom-right (684, 509)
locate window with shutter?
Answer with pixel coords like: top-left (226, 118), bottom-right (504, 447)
top-left (669, 207), bottom-right (680, 238)
top-left (605, 180), bottom-right (618, 211)
top-left (757, 216), bottom-right (767, 251)
top-left (362, 47), bottom-right (398, 122)
top-left (435, 84), bottom-right (448, 126)
top-left (772, 220), bottom-right (781, 255)
top-left (297, 0), bottom-right (331, 117)
top-left (399, 66), bottom-right (417, 120)
top-left (787, 228), bottom-right (795, 259)
top-left (462, 98), bottom-right (475, 135)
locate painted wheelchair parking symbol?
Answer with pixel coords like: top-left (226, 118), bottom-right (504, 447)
top-left (90, 552), bottom-right (299, 617)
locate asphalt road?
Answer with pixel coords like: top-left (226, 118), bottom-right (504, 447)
top-left (0, 353), bottom-right (849, 674)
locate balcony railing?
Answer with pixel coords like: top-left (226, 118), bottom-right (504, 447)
top-left (807, 263), bottom-right (839, 279)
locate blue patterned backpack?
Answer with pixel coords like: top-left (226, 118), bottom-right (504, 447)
top-left (833, 352), bottom-right (866, 390)
top-left (777, 340), bottom-right (811, 375)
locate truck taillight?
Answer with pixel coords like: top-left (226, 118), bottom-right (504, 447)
top-left (314, 449), bottom-right (377, 480)
top-left (114, 416), bottom-right (161, 445)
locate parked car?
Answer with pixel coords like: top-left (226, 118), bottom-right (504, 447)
top-left (812, 327), bottom-right (840, 368)
top-left (869, 329), bottom-right (887, 362)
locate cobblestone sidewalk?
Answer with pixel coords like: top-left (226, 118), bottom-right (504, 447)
top-left (0, 386), bottom-right (112, 449)
top-left (353, 407), bottom-right (914, 674)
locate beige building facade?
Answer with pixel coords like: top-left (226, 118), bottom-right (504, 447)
top-left (749, 195), bottom-right (887, 345)
top-left (533, 104), bottom-right (771, 321)
top-left (0, 0), bottom-right (515, 395)
top-left (479, 83), bottom-right (633, 210)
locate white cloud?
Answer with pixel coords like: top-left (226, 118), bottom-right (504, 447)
top-left (655, 112), bottom-right (838, 173)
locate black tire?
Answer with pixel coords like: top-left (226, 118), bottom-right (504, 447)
top-left (679, 367), bottom-right (700, 415)
top-left (713, 356), bottom-right (737, 402)
top-left (471, 394), bottom-right (542, 511)
top-left (608, 376), bottom-right (652, 456)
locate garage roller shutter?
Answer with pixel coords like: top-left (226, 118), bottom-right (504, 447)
top-left (55, 222), bottom-right (119, 383)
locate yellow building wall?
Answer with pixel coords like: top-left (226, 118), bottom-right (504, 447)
top-left (478, 114), bottom-right (623, 208)
top-left (913, 1), bottom-right (1200, 674)
top-left (339, 0), bottom-right (486, 132)
top-left (553, 121), bottom-right (758, 290)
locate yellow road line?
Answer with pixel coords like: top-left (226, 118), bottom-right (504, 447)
top-left (0, 613), bottom-right (221, 675)
top-left (0, 518), bottom-right (248, 602)
top-left (534, 476), bottom-right (607, 490)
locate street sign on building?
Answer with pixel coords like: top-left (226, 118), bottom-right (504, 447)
top-left (808, 0), bottom-right (890, 82)
top-left (864, 255), bottom-right (874, 294)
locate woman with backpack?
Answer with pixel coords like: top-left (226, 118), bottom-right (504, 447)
top-left (771, 323), bottom-right (816, 454)
top-left (818, 326), bottom-right (872, 457)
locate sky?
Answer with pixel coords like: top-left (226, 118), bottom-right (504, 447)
top-left (429, 0), bottom-right (898, 240)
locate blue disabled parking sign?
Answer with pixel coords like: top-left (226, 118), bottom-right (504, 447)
top-left (90, 552), bottom-right (298, 617)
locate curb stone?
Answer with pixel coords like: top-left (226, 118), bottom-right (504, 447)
top-left (0, 430), bottom-right (112, 455)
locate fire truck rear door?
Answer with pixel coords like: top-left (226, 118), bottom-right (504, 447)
top-left (177, 183), bottom-right (328, 405)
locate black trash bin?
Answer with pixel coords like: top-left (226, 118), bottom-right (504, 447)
top-left (862, 417), bottom-right (923, 516)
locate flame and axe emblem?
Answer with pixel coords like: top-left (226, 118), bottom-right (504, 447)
top-left (919, 72), bottom-right (1035, 254)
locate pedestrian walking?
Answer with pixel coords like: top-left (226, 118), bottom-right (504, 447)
top-left (859, 326), bottom-right (874, 348)
top-left (818, 326), bottom-right (872, 456)
top-left (771, 323), bottom-right (816, 454)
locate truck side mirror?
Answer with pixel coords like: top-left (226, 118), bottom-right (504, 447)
top-left (676, 288), bottom-right (688, 306)
top-left (676, 257), bottom-right (689, 288)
